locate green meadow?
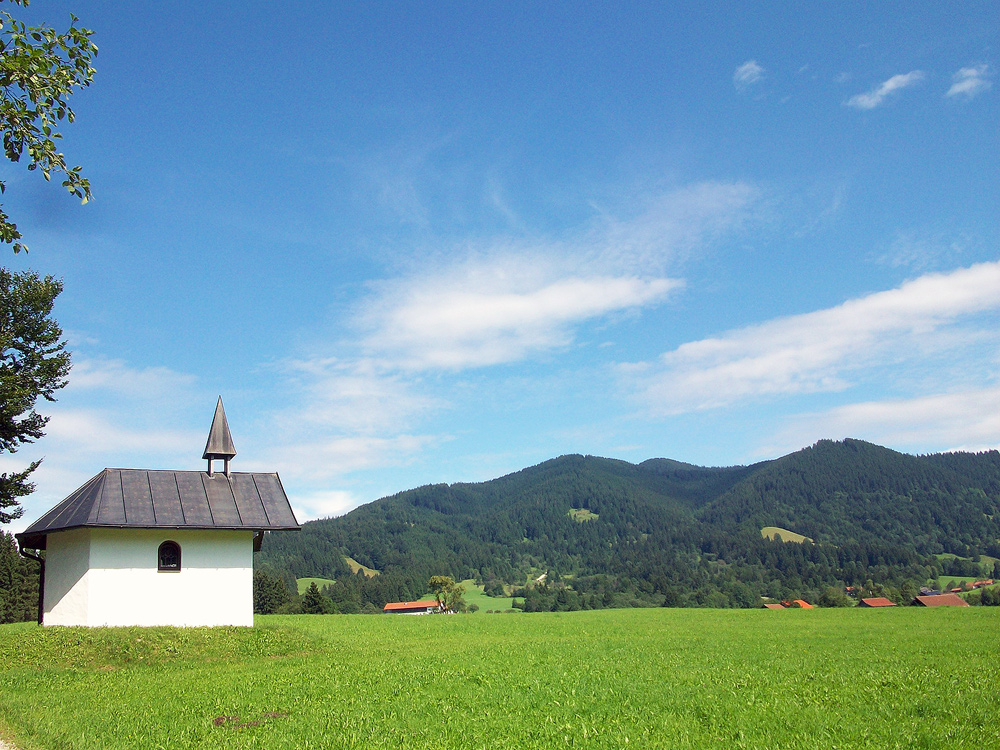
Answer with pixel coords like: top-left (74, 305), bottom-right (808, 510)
top-left (1, 608), bottom-right (998, 749)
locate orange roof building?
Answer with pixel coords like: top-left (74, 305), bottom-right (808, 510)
top-left (912, 594), bottom-right (969, 607)
top-left (859, 597), bottom-right (896, 607)
top-left (383, 600), bottom-right (440, 614)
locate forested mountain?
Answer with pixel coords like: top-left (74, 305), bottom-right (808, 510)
top-left (260, 440), bottom-right (1000, 609)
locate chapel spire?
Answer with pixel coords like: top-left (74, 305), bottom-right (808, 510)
top-left (203, 396), bottom-right (237, 476)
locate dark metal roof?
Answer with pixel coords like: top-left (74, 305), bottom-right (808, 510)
top-left (203, 397), bottom-right (237, 460)
top-left (16, 468), bottom-right (300, 550)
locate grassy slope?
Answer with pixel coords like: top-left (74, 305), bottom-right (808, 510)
top-left (2, 609), bottom-right (999, 749)
top-left (344, 556), bottom-right (379, 577)
top-left (760, 526), bottom-right (813, 543)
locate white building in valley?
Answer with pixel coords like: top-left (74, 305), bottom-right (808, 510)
top-left (16, 399), bottom-right (300, 627)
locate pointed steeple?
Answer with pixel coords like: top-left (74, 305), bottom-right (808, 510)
top-left (203, 397), bottom-right (236, 476)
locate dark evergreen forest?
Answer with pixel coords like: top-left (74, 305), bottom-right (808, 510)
top-left (257, 439), bottom-right (1000, 611)
top-left (0, 530), bottom-right (38, 623)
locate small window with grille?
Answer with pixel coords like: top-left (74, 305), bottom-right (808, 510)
top-left (158, 540), bottom-right (181, 571)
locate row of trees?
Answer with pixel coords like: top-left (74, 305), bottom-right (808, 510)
top-left (253, 571), bottom-right (470, 615)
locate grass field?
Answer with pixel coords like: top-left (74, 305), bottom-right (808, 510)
top-left (456, 579), bottom-right (511, 612)
top-left (760, 526), bottom-right (813, 544)
top-left (1, 608), bottom-right (998, 749)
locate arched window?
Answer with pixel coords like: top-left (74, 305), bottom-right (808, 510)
top-left (158, 540), bottom-right (181, 571)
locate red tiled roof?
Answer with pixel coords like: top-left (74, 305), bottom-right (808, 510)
top-left (859, 597), bottom-right (896, 607)
top-left (383, 600), bottom-right (439, 612)
top-left (913, 594), bottom-right (969, 607)
top-left (792, 599), bottom-right (814, 609)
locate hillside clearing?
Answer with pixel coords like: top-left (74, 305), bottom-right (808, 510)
top-left (344, 556), bottom-right (379, 577)
top-left (1, 609), bottom-right (998, 749)
top-left (761, 526), bottom-right (813, 544)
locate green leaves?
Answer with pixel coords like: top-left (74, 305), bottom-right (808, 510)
top-left (0, 268), bottom-right (70, 522)
top-left (0, 3), bottom-right (97, 253)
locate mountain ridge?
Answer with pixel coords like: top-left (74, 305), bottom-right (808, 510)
top-left (258, 439), bottom-right (1000, 609)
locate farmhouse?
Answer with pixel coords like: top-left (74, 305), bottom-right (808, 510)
top-left (16, 399), bottom-right (300, 627)
top-left (911, 593), bottom-right (969, 607)
top-left (383, 600), bottom-right (441, 615)
top-left (859, 597), bottom-right (896, 607)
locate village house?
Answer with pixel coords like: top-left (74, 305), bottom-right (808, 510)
top-left (383, 600), bottom-right (441, 615)
top-left (16, 399), bottom-right (299, 627)
top-left (911, 593), bottom-right (969, 607)
top-left (859, 597), bottom-right (896, 607)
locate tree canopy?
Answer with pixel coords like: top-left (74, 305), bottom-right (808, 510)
top-left (0, 269), bottom-right (68, 523)
top-left (0, 1), bottom-right (94, 524)
top-left (0, 0), bottom-right (97, 253)
top-left (428, 575), bottom-right (466, 613)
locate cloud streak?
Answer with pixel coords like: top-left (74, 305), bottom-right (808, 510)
top-left (946, 64), bottom-right (992, 99)
top-left (768, 387), bottom-right (1000, 456)
top-left (846, 71), bottom-right (925, 109)
top-left (356, 181), bottom-right (758, 372)
top-left (361, 269), bottom-right (679, 370)
top-left (623, 261), bottom-right (1000, 415)
top-left (733, 60), bottom-right (764, 91)
top-left (68, 359), bottom-right (197, 398)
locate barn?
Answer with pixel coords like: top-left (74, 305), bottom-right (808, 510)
top-left (911, 593), bottom-right (969, 607)
top-left (16, 399), bottom-right (300, 627)
top-left (383, 600), bottom-right (441, 615)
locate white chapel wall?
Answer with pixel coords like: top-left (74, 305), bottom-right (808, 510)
top-left (43, 528), bottom-right (255, 627)
top-left (43, 528), bottom-right (92, 626)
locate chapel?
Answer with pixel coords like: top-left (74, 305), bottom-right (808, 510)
top-left (16, 398), bottom-right (300, 626)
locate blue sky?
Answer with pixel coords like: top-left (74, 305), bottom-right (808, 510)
top-left (4, 1), bottom-right (998, 527)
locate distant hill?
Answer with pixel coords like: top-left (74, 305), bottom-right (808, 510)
top-left (258, 439), bottom-right (1000, 609)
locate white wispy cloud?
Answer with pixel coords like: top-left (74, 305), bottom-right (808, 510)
top-left (623, 261), bottom-right (1000, 415)
top-left (356, 181), bottom-right (757, 372)
top-left (598, 182), bottom-right (759, 272)
top-left (734, 60), bottom-right (765, 90)
top-left (67, 358), bottom-right (197, 398)
top-left (873, 229), bottom-right (972, 272)
top-left (846, 71), bottom-right (925, 109)
top-left (946, 64), bottom-right (992, 99)
top-left (765, 387), bottom-right (1000, 457)
top-left (44, 409), bottom-right (202, 458)
top-left (291, 489), bottom-right (368, 523)
top-left (360, 268), bottom-right (679, 370)
top-left (268, 433), bottom-right (442, 483)
top-left (277, 357), bottom-right (441, 435)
